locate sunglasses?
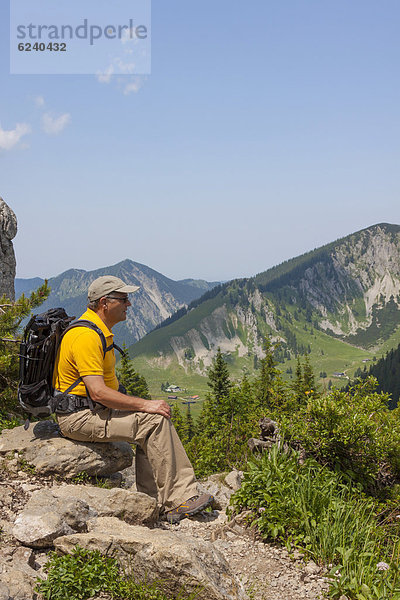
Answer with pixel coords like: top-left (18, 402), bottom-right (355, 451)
top-left (106, 296), bottom-right (130, 304)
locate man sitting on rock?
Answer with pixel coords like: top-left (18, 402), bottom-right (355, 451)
top-left (52, 275), bottom-right (213, 524)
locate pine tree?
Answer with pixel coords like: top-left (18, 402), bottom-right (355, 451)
top-left (196, 348), bottom-right (232, 437)
top-left (170, 403), bottom-right (187, 443)
top-left (184, 404), bottom-right (195, 441)
top-left (207, 347), bottom-right (232, 405)
top-left (117, 343), bottom-right (151, 399)
top-left (255, 336), bottom-right (280, 409)
top-left (302, 354), bottom-right (316, 394)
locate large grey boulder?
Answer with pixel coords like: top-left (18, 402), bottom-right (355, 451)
top-left (13, 491), bottom-right (93, 548)
top-left (54, 516), bottom-right (248, 600)
top-left (0, 421), bottom-right (133, 477)
top-left (13, 485), bottom-right (158, 548)
top-left (0, 197), bottom-right (17, 301)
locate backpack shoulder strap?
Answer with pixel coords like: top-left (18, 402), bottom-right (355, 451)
top-left (113, 343), bottom-right (125, 357)
top-left (63, 320), bottom-right (108, 357)
top-left (63, 320), bottom-right (126, 358)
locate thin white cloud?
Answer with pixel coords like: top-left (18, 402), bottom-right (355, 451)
top-left (0, 122), bottom-right (31, 150)
top-left (121, 28), bottom-right (140, 45)
top-left (123, 76), bottom-right (144, 95)
top-left (35, 95), bottom-right (45, 108)
top-left (97, 65), bottom-right (114, 83)
top-left (41, 112), bottom-right (71, 135)
top-left (115, 57), bottom-right (136, 75)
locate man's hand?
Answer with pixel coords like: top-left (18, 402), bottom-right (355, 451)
top-left (143, 399), bottom-right (171, 419)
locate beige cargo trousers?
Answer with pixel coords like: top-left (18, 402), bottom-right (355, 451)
top-left (56, 404), bottom-right (198, 512)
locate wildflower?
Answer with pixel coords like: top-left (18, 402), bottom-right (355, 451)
top-left (258, 507), bottom-right (266, 513)
top-left (377, 562), bottom-right (390, 571)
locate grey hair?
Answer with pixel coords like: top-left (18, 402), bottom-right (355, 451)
top-left (87, 298), bottom-right (101, 311)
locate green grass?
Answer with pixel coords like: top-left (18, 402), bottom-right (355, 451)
top-left (130, 355), bottom-right (209, 419)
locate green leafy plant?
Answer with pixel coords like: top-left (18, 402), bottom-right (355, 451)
top-left (35, 545), bottom-right (195, 600)
top-left (230, 444), bottom-right (400, 599)
top-left (36, 546), bottom-right (120, 600)
top-left (71, 471), bottom-right (91, 484)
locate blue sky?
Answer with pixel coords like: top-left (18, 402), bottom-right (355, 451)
top-left (1, 1), bottom-right (400, 281)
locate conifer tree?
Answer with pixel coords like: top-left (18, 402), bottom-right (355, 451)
top-left (302, 354), bottom-right (316, 394)
top-left (293, 356), bottom-right (304, 402)
top-left (196, 348), bottom-right (232, 437)
top-left (170, 403), bottom-right (187, 443)
top-left (207, 347), bottom-right (232, 406)
top-left (184, 404), bottom-right (195, 441)
top-left (255, 336), bottom-right (280, 409)
top-left (116, 343), bottom-right (151, 399)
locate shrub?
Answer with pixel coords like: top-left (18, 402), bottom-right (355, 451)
top-left (280, 377), bottom-right (400, 491)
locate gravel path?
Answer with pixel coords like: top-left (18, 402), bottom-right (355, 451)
top-left (161, 509), bottom-right (330, 600)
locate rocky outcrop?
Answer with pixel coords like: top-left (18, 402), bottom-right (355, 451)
top-left (13, 491), bottom-right (93, 548)
top-left (13, 485), bottom-right (158, 548)
top-left (0, 197), bottom-right (17, 301)
top-left (0, 420), bottom-right (329, 600)
top-left (0, 421), bottom-right (133, 478)
top-left (54, 516), bottom-right (247, 600)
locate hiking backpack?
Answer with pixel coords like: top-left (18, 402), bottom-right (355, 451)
top-left (18, 307), bottom-right (124, 422)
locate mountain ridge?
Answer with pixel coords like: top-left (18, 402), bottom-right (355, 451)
top-left (15, 259), bottom-right (220, 346)
top-left (128, 223), bottom-right (400, 394)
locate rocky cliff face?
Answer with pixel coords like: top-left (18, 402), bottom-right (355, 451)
top-left (293, 225), bottom-right (400, 338)
top-left (0, 197), bottom-right (17, 300)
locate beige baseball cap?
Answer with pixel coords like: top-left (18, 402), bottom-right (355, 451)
top-left (88, 276), bottom-right (140, 301)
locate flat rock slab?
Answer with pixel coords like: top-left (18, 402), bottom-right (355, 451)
top-left (50, 485), bottom-right (158, 525)
top-left (55, 516), bottom-right (248, 600)
top-left (13, 485), bottom-right (158, 548)
top-left (0, 421), bottom-right (133, 477)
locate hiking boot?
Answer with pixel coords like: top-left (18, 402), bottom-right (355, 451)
top-left (165, 493), bottom-right (214, 524)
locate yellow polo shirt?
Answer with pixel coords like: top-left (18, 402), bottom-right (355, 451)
top-left (52, 308), bottom-right (119, 396)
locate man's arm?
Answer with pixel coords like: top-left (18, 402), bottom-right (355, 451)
top-left (82, 375), bottom-right (171, 419)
